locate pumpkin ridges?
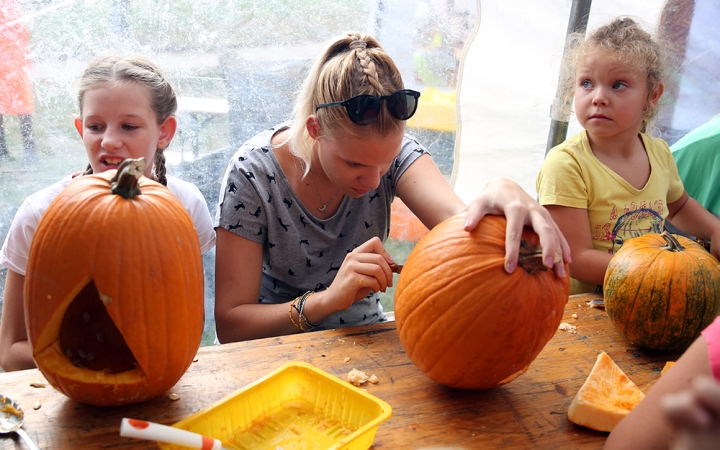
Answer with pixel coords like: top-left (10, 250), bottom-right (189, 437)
top-left (395, 228), bottom-right (505, 365)
top-left (113, 186), bottom-right (201, 378)
top-left (607, 241), bottom-right (656, 346)
top-left (147, 202), bottom-right (176, 370)
top-left (94, 183), bottom-right (152, 373)
top-left (630, 244), bottom-right (672, 348)
top-left (26, 181), bottom-right (112, 350)
top-left (398, 253), bottom-right (500, 324)
top-left (116, 195), bottom-right (157, 374)
top-left (604, 233), bottom-right (720, 352)
top-left (682, 254), bottom-right (715, 344)
top-left (651, 241), bottom-right (700, 349)
top-left (140, 195), bottom-right (202, 375)
top-left (422, 271), bottom-right (542, 386)
top-left (411, 263), bottom-right (506, 380)
top-left (670, 235), bottom-right (719, 347)
top-left (395, 213), bottom-right (569, 389)
top-left (667, 251), bottom-right (697, 349)
top-left (654, 252), bottom-right (676, 349)
top-left (657, 251), bottom-right (681, 348)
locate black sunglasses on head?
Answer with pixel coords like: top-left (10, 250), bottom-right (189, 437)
top-left (315, 89), bottom-right (421, 126)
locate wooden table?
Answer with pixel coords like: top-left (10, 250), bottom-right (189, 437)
top-left (0, 293), bottom-right (681, 449)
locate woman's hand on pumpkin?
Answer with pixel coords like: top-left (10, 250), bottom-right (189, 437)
top-left (322, 237), bottom-right (395, 312)
top-left (463, 178), bottom-right (570, 278)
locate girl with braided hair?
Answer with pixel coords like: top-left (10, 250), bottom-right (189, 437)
top-left (214, 32), bottom-right (569, 343)
top-left (0, 54), bottom-right (215, 371)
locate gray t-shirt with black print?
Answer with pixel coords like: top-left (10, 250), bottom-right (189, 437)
top-left (215, 123), bottom-right (428, 330)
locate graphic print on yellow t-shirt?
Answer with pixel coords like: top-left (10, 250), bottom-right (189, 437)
top-left (606, 202), bottom-right (664, 254)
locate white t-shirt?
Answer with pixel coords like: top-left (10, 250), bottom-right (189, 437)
top-left (0, 174), bottom-right (216, 276)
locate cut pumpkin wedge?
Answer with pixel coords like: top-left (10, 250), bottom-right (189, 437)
top-left (567, 351), bottom-right (644, 432)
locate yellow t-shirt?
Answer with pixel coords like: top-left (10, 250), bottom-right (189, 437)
top-left (537, 131), bottom-right (685, 292)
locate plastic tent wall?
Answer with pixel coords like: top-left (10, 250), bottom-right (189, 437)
top-left (456, 0), bottom-right (720, 200)
top-left (1, 0), bottom-right (719, 334)
top-left (457, 0), bottom-right (677, 201)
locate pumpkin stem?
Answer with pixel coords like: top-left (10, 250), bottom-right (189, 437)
top-left (661, 230), bottom-right (685, 252)
top-left (110, 158), bottom-right (147, 199)
top-left (518, 240), bottom-right (547, 274)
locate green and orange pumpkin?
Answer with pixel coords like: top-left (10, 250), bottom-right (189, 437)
top-left (604, 231), bottom-right (720, 352)
top-left (394, 213), bottom-right (570, 389)
top-left (25, 159), bottom-right (204, 406)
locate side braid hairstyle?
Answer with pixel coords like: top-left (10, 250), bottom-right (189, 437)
top-left (78, 54), bottom-right (177, 185)
top-left (288, 32), bottom-right (406, 176)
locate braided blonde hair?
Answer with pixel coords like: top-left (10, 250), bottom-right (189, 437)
top-left (288, 32), bottom-right (406, 175)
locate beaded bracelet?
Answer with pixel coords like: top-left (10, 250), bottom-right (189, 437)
top-left (290, 291), bottom-right (323, 331)
top-left (288, 296), bottom-right (306, 332)
top-left (298, 291), bottom-right (323, 329)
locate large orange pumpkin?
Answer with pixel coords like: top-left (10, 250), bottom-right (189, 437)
top-left (394, 213), bottom-right (570, 389)
top-left (603, 231), bottom-right (720, 352)
top-left (25, 159), bottom-right (204, 406)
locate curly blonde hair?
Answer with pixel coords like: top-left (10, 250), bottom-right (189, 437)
top-left (288, 32), bottom-right (406, 176)
top-left (559, 17), bottom-right (672, 132)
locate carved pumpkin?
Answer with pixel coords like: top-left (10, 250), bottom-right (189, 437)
top-left (603, 231), bottom-right (720, 352)
top-left (25, 159), bottom-right (204, 406)
top-left (394, 213), bottom-right (570, 389)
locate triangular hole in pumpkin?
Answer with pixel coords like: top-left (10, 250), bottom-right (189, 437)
top-left (59, 279), bottom-right (138, 373)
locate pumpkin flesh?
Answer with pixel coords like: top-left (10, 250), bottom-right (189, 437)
top-left (567, 351), bottom-right (644, 432)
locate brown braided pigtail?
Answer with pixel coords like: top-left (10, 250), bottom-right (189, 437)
top-left (153, 148), bottom-right (167, 186)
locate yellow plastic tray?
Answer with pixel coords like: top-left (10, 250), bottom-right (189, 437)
top-left (158, 361), bottom-right (392, 450)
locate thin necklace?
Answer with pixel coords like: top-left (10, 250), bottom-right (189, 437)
top-left (309, 170), bottom-right (340, 212)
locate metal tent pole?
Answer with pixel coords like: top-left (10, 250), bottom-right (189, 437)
top-left (545, 0), bottom-right (593, 155)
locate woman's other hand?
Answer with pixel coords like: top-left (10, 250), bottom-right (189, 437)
top-left (319, 237), bottom-right (395, 313)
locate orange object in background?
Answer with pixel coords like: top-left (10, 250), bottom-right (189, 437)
top-left (389, 198), bottom-right (429, 242)
top-left (0, 0), bottom-right (34, 115)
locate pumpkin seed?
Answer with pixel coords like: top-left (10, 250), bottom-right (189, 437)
top-left (96, 332), bottom-right (105, 343)
top-left (33, 402), bottom-right (42, 410)
top-left (71, 358), bottom-right (86, 368)
top-left (29, 381), bottom-right (46, 388)
top-left (65, 348), bottom-right (73, 358)
top-left (168, 393), bottom-right (181, 401)
top-left (82, 311), bottom-right (90, 323)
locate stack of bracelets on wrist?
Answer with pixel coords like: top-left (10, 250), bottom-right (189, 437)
top-left (288, 291), bottom-right (323, 332)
